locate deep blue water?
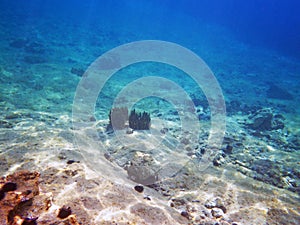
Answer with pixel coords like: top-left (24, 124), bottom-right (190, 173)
top-left (0, 0), bottom-right (299, 117)
top-left (1, 0), bottom-right (299, 58)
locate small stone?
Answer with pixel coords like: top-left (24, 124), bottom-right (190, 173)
top-left (160, 128), bottom-right (168, 134)
top-left (207, 197), bottom-right (226, 213)
top-left (213, 155), bottom-right (225, 166)
top-left (211, 208), bottom-right (224, 218)
top-left (57, 206), bottom-right (72, 219)
top-left (180, 211), bottom-right (189, 219)
top-left (89, 116), bottom-right (96, 122)
top-left (134, 185), bottom-right (144, 193)
top-left (126, 128), bottom-right (134, 134)
top-left (70, 67), bottom-right (85, 77)
top-left (224, 145), bottom-right (233, 154)
top-left (143, 196), bottom-right (151, 201)
top-left (66, 160), bottom-right (79, 165)
top-left (180, 138), bottom-right (190, 145)
top-left (205, 197), bottom-right (226, 212)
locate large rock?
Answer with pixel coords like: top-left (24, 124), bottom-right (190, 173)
top-left (247, 108), bottom-right (285, 131)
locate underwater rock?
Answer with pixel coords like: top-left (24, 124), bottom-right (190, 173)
top-left (247, 108), bottom-right (285, 131)
top-left (57, 206), bottom-right (72, 219)
top-left (267, 208), bottom-right (300, 225)
top-left (126, 127), bottom-right (134, 134)
top-left (70, 67), bottom-right (85, 77)
top-left (66, 160), bottom-right (80, 165)
top-left (134, 185), bottom-right (144, 193)
top-left (126, 152), bottom-right (158, 185)
top-left (250, 159), bottom-right (284, 187)
top-left (127, 164), bottom-right (157, 185)
top-left (211, 207), bottom-right (224, 218)
top-left (0, 170), bottom-right (40, 225)
top-left (267, 83), bottom-right (294, 100)
top-left (213, 154), bottom-right (226, 167)
top-left (171, 198), bottom-right (187, 207)
top-left (0, 170), bottom-right (84, 224)
top-left (204, 197), bottom-right (226, 213)
top-left (180, 211), bottom-right (190, 219)
top-left (191, 94), bottom-right (208, 108)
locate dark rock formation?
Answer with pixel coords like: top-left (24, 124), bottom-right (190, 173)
top-left (247, 108), bottom-right (285, 131)
top-left (70, 67), bottom-right (85, 77)
top-left (0, 171), bottom-right (40, 225)
top-left (57, 206), bottom-right (72, 219)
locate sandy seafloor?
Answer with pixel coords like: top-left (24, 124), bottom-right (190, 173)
top-left (0, 4), bottom-right (300, 225)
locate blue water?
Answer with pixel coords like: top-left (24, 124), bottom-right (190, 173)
top-left (0, 0), bottom-right (299, 223)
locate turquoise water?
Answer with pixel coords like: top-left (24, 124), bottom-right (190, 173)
top-left (0, 0), bottom-right (299, 224)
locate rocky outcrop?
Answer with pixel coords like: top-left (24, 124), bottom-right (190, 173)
top-left (246, 108), bottom-right (285, 131)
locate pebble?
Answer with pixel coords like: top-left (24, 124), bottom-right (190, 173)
top-left (66, 160), bottom-right (80, 165)
top-left (57, 206), bottom-right (72, 219)
top-left (126, 128), bottom-right (134, 134)
top-left (143, 195), bottom-right (151, 201)
top-left (134, 185), bottom-right (144, 193)
top-left (211, 208), bottom-right (224, 218)
top-left (205, 197), bottom-right (227, 213)
top-left (180, 211), bottom-right (189, 219)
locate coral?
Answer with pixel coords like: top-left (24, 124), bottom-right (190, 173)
top-left (129, 109), bottom-right (151, 130)
top-left (107, 108), bottom-right (151, 131)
